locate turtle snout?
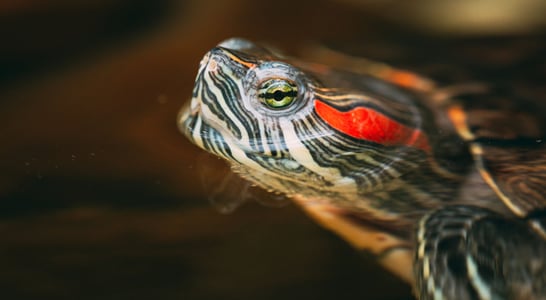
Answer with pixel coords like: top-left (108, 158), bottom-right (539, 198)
top-left (197, 50), bottom-right (219, 74)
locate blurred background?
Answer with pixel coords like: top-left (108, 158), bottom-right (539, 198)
top-left (1, 0), bottom-right (545, 299)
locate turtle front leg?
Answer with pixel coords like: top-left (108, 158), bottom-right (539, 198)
top-left (415, 205), bottom-right (546, 300)
top-left (291, 195), bottom-right (415, 284)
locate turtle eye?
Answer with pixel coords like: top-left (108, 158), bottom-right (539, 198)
top-left (258, 78), bottom-right (298, 109)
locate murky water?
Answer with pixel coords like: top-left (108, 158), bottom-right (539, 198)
top-left (0, 1), bottom-right (413, 299)
top-left (2, 1), bottom-right (544, 299)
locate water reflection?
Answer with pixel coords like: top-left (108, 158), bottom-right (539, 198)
top-left (196, 153), bottom-right (290, 214)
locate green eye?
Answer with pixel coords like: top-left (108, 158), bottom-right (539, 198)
top-left (258, 79), bottom-right (298, 109)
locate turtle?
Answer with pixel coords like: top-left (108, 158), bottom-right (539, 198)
top-left (178, 36), bottom-right (546, 299)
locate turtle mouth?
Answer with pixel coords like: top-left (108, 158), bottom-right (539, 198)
top-left (179, 97), bottom-right (200, 122)
top-left (177, 98), bottom-right (200, 143)
top-left (178, 96), bottom-right (240, 163)
top-left (178, 98), bottom-right (215, 146)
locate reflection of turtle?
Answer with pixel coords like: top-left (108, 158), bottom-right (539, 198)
top-left (179, 37), bottom-right (546, 299)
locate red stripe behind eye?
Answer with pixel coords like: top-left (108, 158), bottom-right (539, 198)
top-left (314, 100), bottom-right (430, 152)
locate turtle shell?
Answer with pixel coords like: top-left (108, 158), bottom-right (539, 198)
top-left (298, 34), bottom-right (546, 291)
top-left (305, 35), bottom-right (546, 217)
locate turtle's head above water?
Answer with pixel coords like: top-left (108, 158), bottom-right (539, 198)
top-left (180, 38), bottom-right (316, 157)
top-left (179, 38), bottom-right (430, 200)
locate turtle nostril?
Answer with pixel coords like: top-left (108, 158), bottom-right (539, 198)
top-left (207, 59), bottom-right (218, 73)
top-left (203, 49), bottom-right (230, 74)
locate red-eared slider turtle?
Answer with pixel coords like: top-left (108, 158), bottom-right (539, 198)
top-left (178, 37), bottom-right (546, 299)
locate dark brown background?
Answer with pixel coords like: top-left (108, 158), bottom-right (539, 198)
top-left (1, 0), bottom-right (544, 299)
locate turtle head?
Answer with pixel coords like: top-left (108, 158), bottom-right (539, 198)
top-left (179, 38), bottom-right (431, 201)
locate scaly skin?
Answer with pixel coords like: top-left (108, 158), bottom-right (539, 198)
top-left (180, 37), bottom-right (546, 299)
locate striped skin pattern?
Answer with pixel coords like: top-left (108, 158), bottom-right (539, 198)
top-left (179, 38), bottom-right (546, 299)
top-left (180, 39), bottom-right (467, 228)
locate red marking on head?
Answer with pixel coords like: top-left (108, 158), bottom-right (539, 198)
top-left (314, 100), bottom-right (430, 152)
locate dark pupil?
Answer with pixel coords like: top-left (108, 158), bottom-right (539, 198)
top-left (273, 90), bottom-right (284, 101)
